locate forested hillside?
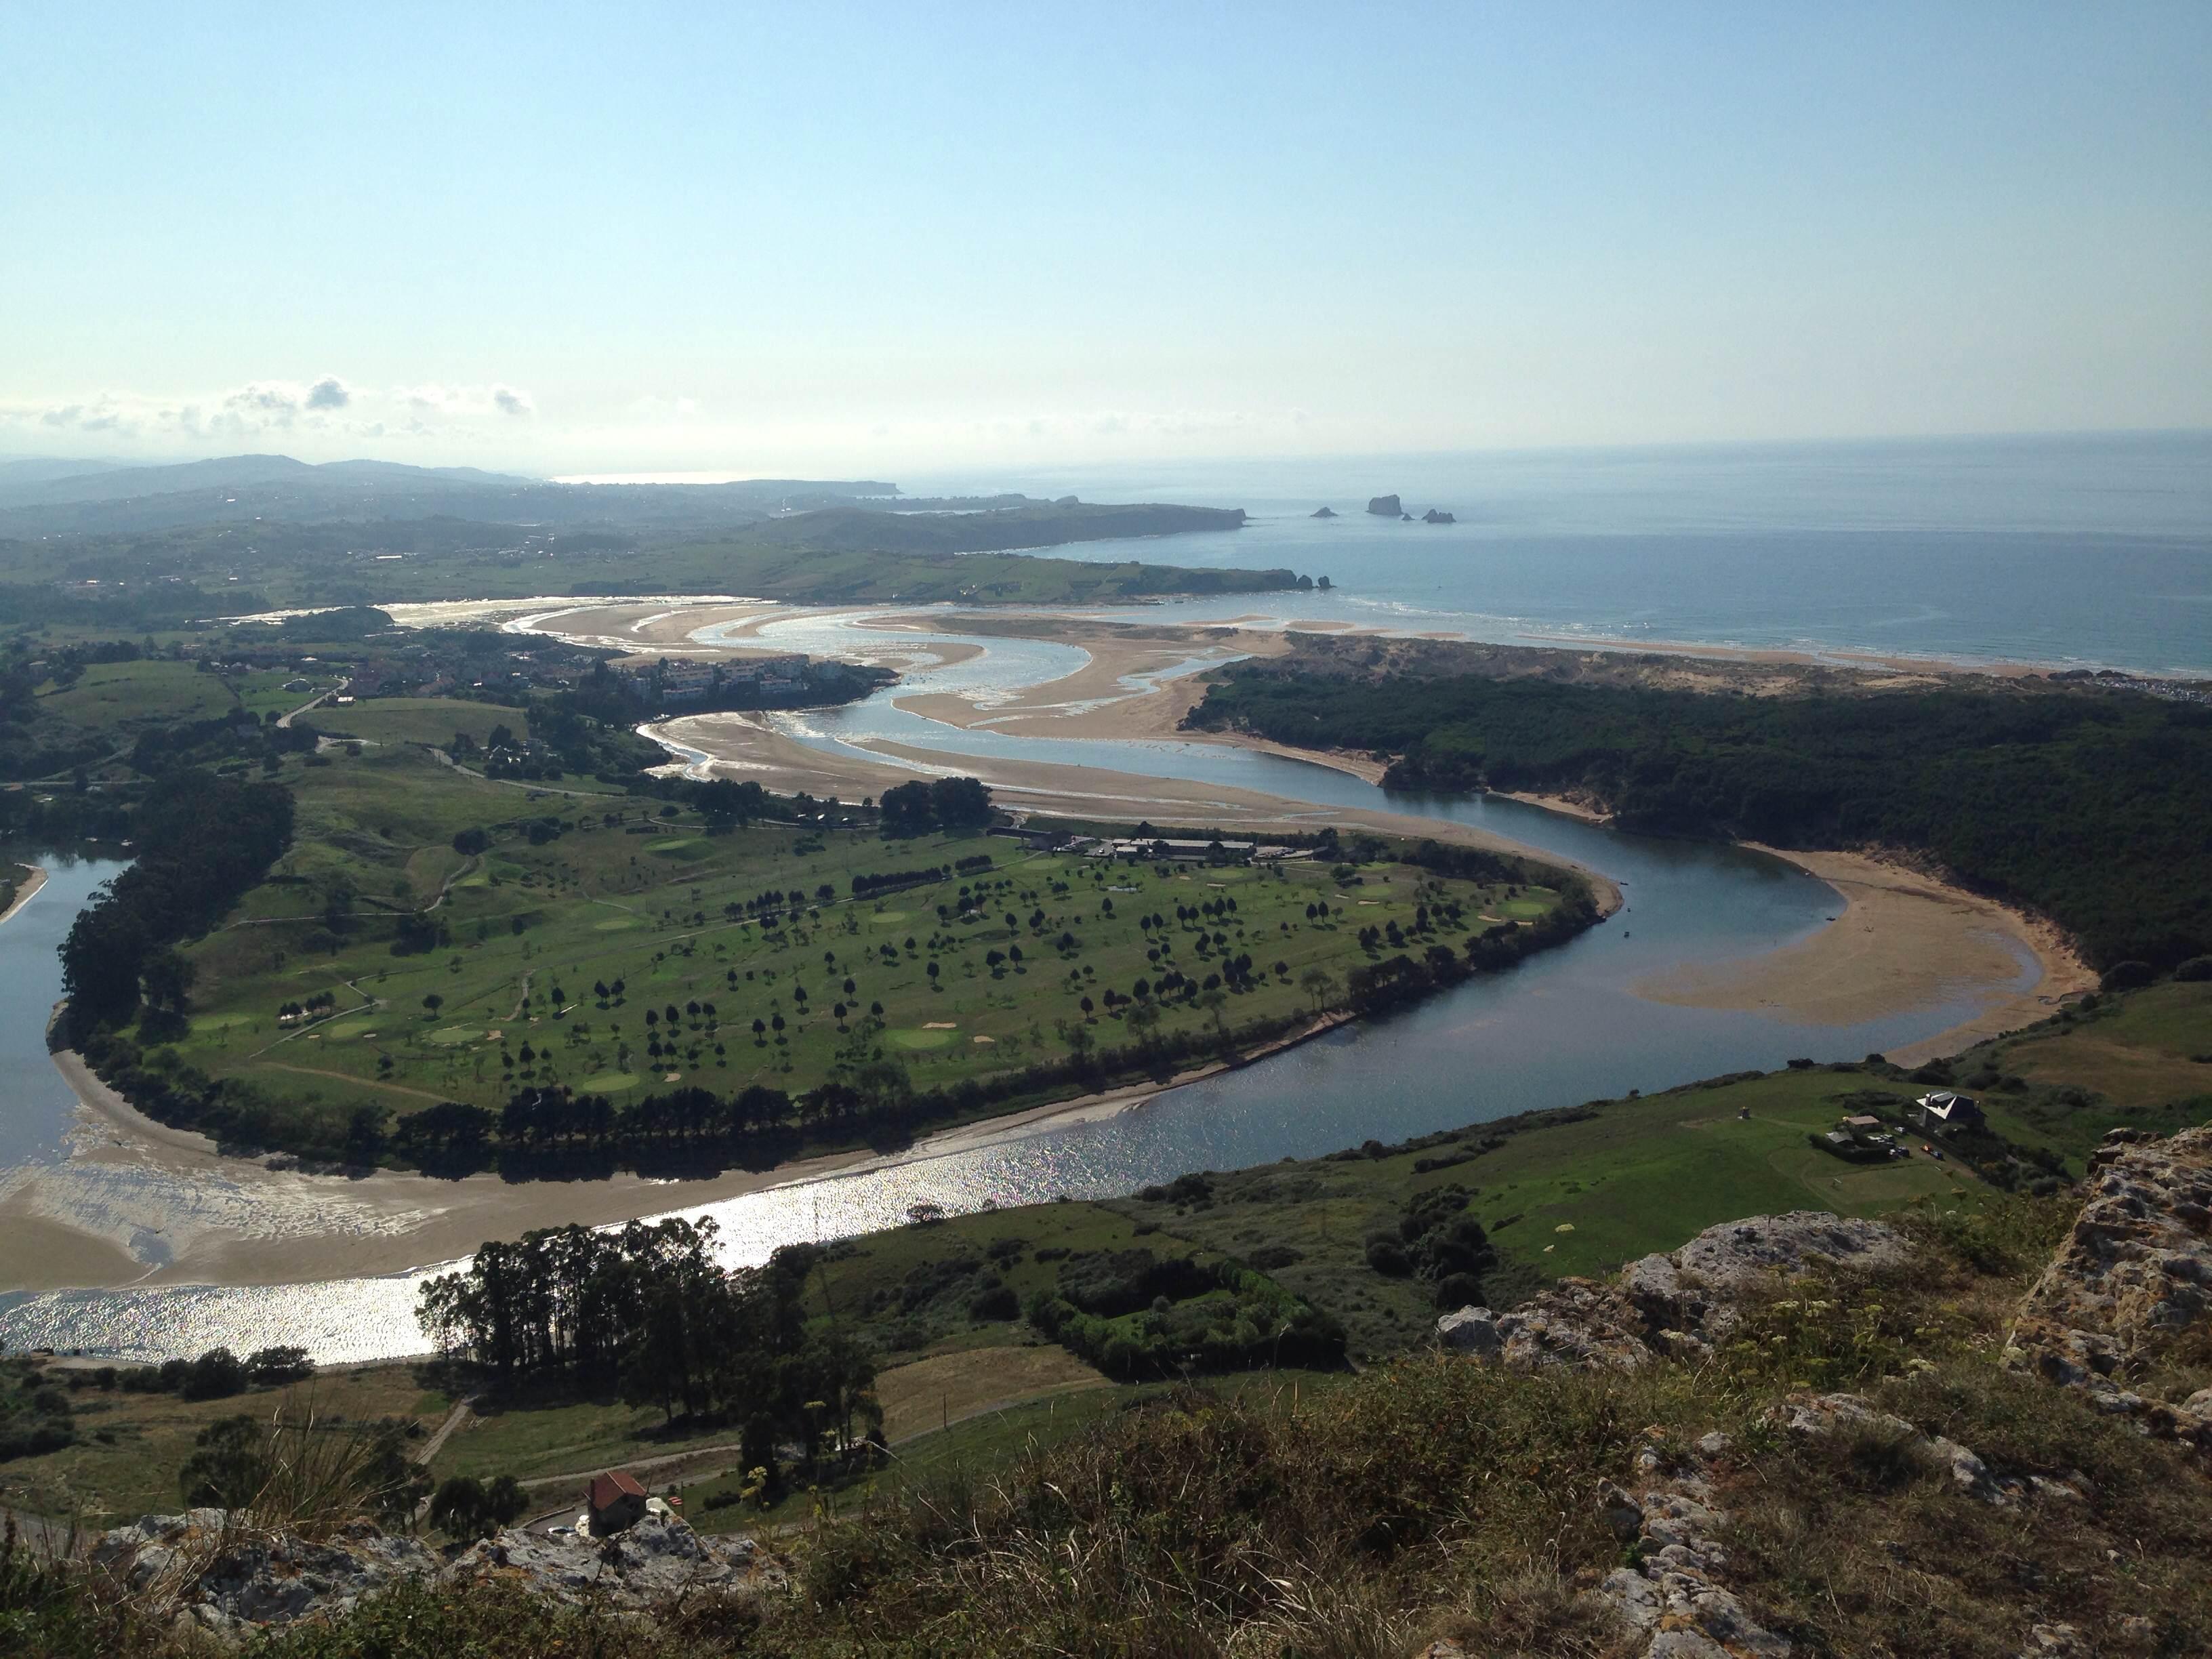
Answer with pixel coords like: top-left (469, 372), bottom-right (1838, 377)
top-left (1187, 663), bottom-right (2212, 970)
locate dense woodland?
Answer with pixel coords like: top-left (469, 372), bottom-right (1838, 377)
top-left (58, 771), bottom-right (294, 1040)
top-left (1189, 668), bottom-right (2212, 970)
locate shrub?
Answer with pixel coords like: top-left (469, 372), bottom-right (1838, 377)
top-left (245, 1345), bottom-right (315, 1387)
top-left (968, 1284), bottom-right (1020, 1322)
top-left (2100, 959), bottom-right (2156, 991)
top-left (1365, 1236), bottom-right (1414, 1277)
top-left (178, 1347), bottom-right (248, 1401)
top-left (430, 1472), bottom-right (530, 1540)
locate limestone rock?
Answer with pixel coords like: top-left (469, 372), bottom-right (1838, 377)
top-left (1437, 1211), bottom-right (1906, 1372)
top-left (1591, 1435), bottom-right (1793, 1658)
top-left (2007, 1125), bottom-right (2212, 1446)
top-left (1596, 1478), bottom-right (1643, 1542)
top-left (446, 1511), bottom-right (779, 1610)
top-left (1433, 1279), bottom-right (1652, 1370)
top-left (1311, 506), bottom-right (1338, 518)
top-left (93, 1511), bottom-right (439, 1631)
top-left (1622, 1212), bottom-right (1906, 1345)
top-left (1422, 508), bottom-right (1456, 524)
top-left (91, 1508), bottom-right (781, 1635)
top-left (1366, 494), bottom-right (1401, 516)
top-left (1435, 1305), bottom-right (1502, 1357)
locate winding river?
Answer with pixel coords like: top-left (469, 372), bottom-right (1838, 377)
top-left (0, 608), bottom-right (2038, 1361)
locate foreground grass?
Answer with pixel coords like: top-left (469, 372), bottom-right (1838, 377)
top-left (23, 1199), bottom-right (2199, 1658)
top-left (0, 1368), bottom-right (441, 1530)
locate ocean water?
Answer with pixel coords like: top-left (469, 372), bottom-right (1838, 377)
top-left (907, 431), bottom-right (2212, 676)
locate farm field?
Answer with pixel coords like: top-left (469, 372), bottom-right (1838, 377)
top-left (1973, 979), bottom-right (2212, 1140)
top-left (169, 741), bottom-right (1568, 1142)
top-left (10, 657), bottom-right (343, 784)
top-left (310, 697), bottom-right (530, 750)
top-left (35, 659), bottom-right (241, 730)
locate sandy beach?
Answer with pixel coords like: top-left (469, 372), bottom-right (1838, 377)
top-left (1631, 846), bottom-right (2095, 1065)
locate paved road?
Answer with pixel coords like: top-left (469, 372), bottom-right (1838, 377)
top-left (276, 678), bottom-right (349, 729)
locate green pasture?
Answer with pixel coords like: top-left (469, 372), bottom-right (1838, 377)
top-left (1967, 981), bottom-right (2212, 1160)
top-left (35, 659), bottom-right (237, 733)
top-left (169, 742), bottom-right (1550, 1141)
top-left (1109, 1065), bottom-right (1979, 1359)
top-left (312, 697), bottom-right (529, 749)
top-left (232, 668), bottom-right (343, 720)
top-left (0, 1367), bottom-right (443, 1529)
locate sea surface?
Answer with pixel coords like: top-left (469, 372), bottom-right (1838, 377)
top-left (908, 431), bottom-right (2212, 676)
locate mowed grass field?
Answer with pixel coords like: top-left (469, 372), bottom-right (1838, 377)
top-left (172, 742), bottom-right (1560, 1126)
top-left (311, 697), bottom-right (530, 749)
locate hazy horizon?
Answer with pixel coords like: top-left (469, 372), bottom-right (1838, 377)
top-left (6, 4), bottom-right (2207, 475)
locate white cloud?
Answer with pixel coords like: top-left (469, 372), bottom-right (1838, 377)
top-left (225, 382), bottom-right (300, 419)
top-left (0, 373), bottom-right (548, 464)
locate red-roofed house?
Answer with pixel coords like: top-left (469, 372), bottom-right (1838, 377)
top-left (586, 1469), bottom-right (647, 1534)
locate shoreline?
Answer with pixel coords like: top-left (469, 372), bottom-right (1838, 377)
top-left (0, 863), bottom-right (48, 928)
top-left (6, 1001), bottom-right (1372, 1296)
top-left (1633, 843), bottom-right (2096, 1065)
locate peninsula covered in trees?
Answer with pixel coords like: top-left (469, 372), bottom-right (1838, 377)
top-left (1184, 634), bottom-right (2212, 971)
top-left (61, 718), bottom-right (1595, 1175)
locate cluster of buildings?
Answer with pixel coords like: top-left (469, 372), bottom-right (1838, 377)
top-left (987, 826), bottom-right (1308, 864)
top-left (1816, 1091), bottom-right (1988, 1162)
top-left (619, 655), bottom-right (808, 708)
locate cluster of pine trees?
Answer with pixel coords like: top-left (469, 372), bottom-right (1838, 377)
top-left (417, 1218), bottom-right (878, 1490)
top-left (1191, 669), bottom-right (2211, 968)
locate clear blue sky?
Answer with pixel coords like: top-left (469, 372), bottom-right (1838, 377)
top-left (4, 3), bottom-right (2207, 475)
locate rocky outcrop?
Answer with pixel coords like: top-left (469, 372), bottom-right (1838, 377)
top-left (1421, 508), bottom-right (1456, 524)
top-left (447, 1511), bottom-right (779, 1610)
top-left (1590, 1432), bottom-right (1794, 1657)
top-left (1366, 495), bottom-right (1401, 516)
top-left (1771, 1391), bottom-right (2020, 1505)
top-left (2005, 1125), bottom-right (2212, 1447)
top-left (1311, 506), bottom-right (1338, 518)
top-left (1417, 1382), bottom-right (2097, 1658)
top-left (1437, 1279), bottom-right (1652, 1370)
top-left (1437, 1212), bottom-right (1907, 1370)
top-left (92, 1511), bottom-right (440, 1637)
top-left (91, 1509), bottom-right (782, 1638)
